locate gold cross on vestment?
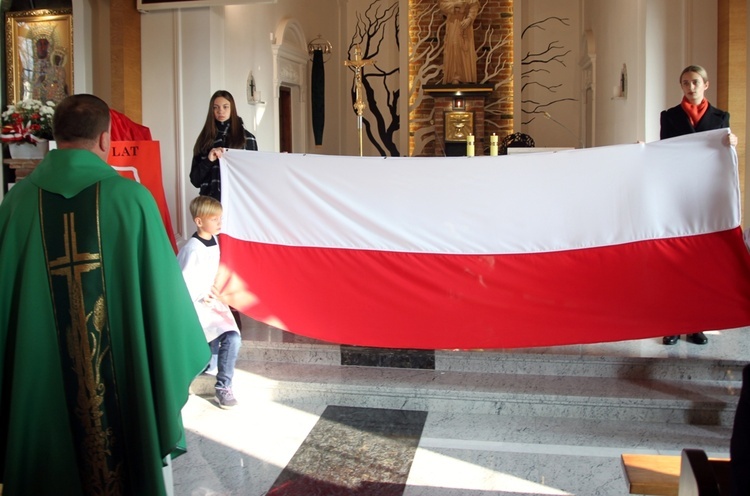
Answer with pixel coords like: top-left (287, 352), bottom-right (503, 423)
top-left (48, 211), bottom-right (106, 374)
top-left (49, 211), bottom-right (102, 286)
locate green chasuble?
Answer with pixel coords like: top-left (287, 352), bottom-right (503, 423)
top-left (0, 149), bottom-right (210, 495)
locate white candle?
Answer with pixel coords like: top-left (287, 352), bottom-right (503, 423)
top-left (490, 133), bottom-right (498, 156)
top-left (466, 134), bottom-right (475, 157)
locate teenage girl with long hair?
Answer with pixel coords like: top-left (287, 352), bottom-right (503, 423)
top-left (190, 90), bottom-right (257, 200)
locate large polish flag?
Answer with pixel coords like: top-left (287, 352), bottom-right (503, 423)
top-left (215, 129), bottom-right (750, 349)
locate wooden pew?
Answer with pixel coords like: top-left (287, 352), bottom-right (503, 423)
top-left (621, 450), bottom-right (730, 495)
top-left (679, 449), bottom-right (730, 496)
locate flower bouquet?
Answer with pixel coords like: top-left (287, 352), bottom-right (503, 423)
top-left (1, 99), bottom-right (55, 145)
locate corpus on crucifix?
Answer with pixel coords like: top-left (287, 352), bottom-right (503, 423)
top-left (344, 45), bottom-right (375, 156)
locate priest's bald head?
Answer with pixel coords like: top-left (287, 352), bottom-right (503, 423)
top-left (53, 93), bottom-right (112, 160)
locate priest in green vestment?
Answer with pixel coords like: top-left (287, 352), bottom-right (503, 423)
top-left (0, 94), bottom-right (211, 495)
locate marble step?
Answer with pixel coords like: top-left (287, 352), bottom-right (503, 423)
top-left (192, 359), bottom-right (742, 426)
top-left (237, 339), bottom-right (746, 383)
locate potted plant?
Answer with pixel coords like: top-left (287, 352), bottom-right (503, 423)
top-left (1, 99), bottom-right (55, 159)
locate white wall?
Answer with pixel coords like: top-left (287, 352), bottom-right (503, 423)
top-left (644, 0), bottom-right (718, 142)
top-left (519, 0), bottom-right (582, 148)
top-left (72, 0), bottom-right (96, 96)
top-left (141, 0), bottom-right (346, 240)
top-left (583, 0), bottom-right (717, 145)
top-left (583, 1), bottom-right (643, 146)
top-left (644, 0), bottom-right (684, 142)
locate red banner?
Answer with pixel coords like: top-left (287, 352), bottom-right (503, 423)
top-left (107, 141), bottom-right (177, 252)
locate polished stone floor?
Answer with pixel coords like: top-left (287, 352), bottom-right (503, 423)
top-left (172, 320), bottom-right (749, 496)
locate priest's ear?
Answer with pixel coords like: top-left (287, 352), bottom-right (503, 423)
top-left (96, 128), bottom-right (112, 159)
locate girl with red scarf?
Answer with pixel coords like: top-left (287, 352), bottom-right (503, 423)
top-left (660, 65), bottom-right (738, 346)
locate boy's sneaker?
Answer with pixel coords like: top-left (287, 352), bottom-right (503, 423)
top-left (215, 387), bottom-right (238, 409)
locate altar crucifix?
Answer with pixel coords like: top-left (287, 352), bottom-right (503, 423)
top-left (344, 45), bottom-right (375, 156)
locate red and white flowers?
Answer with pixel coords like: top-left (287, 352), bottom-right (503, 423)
top-left (1, 99), bottom-right (55, 145)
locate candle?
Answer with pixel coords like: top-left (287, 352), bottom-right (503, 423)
top-left (466, 134), bottom-right (475, 157)
top-left (490, 133), bottom-right (498, 156)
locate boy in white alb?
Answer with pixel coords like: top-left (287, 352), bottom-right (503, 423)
top-left (177, 196), bottom-right (241, 409)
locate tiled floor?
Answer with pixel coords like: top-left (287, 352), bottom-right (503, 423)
top-left (172, 321), bottom-right (749, 496)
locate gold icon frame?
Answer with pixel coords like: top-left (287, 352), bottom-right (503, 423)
top-left (5, 8), bottom-right (73, 105)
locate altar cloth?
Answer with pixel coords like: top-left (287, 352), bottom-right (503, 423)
top-left (215, 129), bottom-right (750, 349)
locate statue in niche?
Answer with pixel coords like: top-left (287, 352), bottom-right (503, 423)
top-left (439, 0), bottom-right (479, 84)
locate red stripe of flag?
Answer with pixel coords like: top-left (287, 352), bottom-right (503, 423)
top-left (216, 227), bottom-right (750, 349)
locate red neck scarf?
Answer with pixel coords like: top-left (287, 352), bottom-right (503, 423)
top-left (681, 96), bottom-right (709, 127)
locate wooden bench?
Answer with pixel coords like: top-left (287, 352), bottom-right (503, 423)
top-left (621, 451), bottom-right (730, 495)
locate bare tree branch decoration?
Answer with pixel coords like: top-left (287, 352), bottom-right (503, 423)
top-left (520, 16), bottom-right (577, 124)
top-left (521, 15), bottom-right (571, 39)
top-left (476, 18), bottom-right (513, 132)
top-left (521, 81), bottom-right (562, 93)
top-left (407, 0), bottom-right (444, 157)
top-left (477, 24), bottom-right (512, 84)
top-left (408, 0), bottom-right (443, 113)
top-left (523, 43), bottom-right (571, 67)
top-left (348, 0), bottom-right (400, 156)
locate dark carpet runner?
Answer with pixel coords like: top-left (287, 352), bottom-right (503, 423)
top-left (267, 406), bottom-right (427, 495)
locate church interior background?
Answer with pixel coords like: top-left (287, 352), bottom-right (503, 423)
top-left (0, 0), bottom-right (746, 242)
top-left (2, 2), bottom-right (750, 494)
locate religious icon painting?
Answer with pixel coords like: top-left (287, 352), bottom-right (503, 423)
top-left (444, 111), bottom-right (474, 142)
top-left (5, 8), bottom-right (73, 105)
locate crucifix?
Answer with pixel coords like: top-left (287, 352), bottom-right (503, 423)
top-left (344, 45), bottom-right (375, 156)
top-left (247, 71), bottom-right (258, 103)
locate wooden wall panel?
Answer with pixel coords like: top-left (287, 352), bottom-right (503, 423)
top-left (110, 0), bottom-right (142, 122)
top-left (718, 0), bottom-right (746, 210)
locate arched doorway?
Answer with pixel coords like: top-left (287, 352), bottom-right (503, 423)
top-left (279, 86), bottom-right (293, 153)
top-left (272, 19), bottom-right (308, 153)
